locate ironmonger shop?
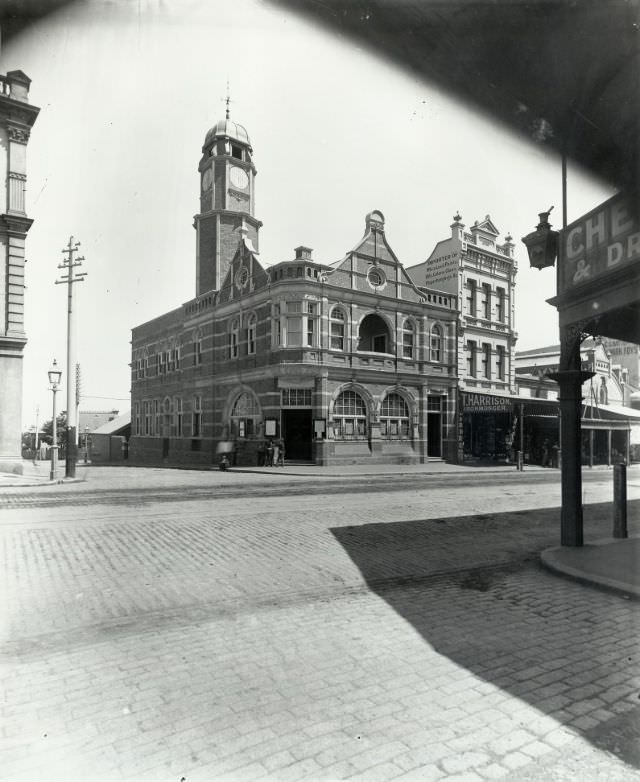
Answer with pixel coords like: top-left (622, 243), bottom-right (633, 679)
top-left (459, 391), bottom-right (514, 462)
top-left (459, 391), bottom-right (564, 464)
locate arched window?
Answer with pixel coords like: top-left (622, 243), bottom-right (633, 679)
top-left (402, 320), bottom-right (415, 359)
top-left (230, 391), bottom-right (261, 438)
top-left (333, 390), bottom-right (367, 439)
top-left (430, 324), bottom-right (443, 362)
top-left (330, 307), bottom-right (346, 351)
top-left (246, 313), bottom-right (257, 355)
top-left (229, 318), bottom-right (239, 358)
top-left (380, 393), bottom-right (410, 438)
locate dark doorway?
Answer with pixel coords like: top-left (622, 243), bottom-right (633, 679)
top-left (282, 410), bottom-right (312, 460)
top-left (427, 412), bottom-right (442, 457)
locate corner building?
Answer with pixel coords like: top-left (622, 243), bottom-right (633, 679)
top-left (130, 115), bottom-right (459, 466)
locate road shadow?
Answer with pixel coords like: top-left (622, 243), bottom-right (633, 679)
top-left (330, 500), bottom-right (640, 769)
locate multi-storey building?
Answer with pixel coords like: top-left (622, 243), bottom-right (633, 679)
top-left (406, 214), bottom-right (518, 461)
top-left (0, 71), bottom-right (39, 474)
top-left (130, 113), bottom-right (460, 466)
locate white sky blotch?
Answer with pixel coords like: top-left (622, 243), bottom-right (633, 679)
top-left (1, 0), bottom-right (614, 430)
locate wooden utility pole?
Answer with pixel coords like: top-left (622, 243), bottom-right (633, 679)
top-left (55, 236), bottom-right (86, 478)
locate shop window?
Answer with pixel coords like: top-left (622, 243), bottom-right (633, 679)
top-left (380, 392), bottom-right (410, 438)
top-left (402, 320), bottom-right (415, 359)
top-left (430, 324), bottom-right (442, 362)
top-left (330, 307), bottom-right (346, 351)
top-left (333, 389), bottom-right (367, 439)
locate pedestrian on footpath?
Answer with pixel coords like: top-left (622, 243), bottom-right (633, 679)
top-left (265, 440), bottom-right (274, 467)
top-left (276, 438), bottom-right (285, 467)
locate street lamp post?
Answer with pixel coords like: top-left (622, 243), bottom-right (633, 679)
top-left (48, 360), bottom-right (62, 481)
top-left (84, 425), bottom-right (90, 463)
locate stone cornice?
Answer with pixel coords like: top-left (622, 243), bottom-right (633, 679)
top-left (0, 96), bottom-right (40, 129)
top-left (0, 213), bottom-right (34, 235)
top-left (0, 334), bottom-right (27, 355)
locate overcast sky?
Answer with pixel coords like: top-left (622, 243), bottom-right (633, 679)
top-left (2, 0), bottom-right (615, 430)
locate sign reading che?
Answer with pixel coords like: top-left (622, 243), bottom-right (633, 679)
top-left (558, 193), bottom-right (640, 294)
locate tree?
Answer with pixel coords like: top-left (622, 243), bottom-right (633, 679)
top-left (40, 411), bottom-right (68, 449)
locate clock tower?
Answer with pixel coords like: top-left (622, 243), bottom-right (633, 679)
top-left (194, 111), bottom-right (261, 296)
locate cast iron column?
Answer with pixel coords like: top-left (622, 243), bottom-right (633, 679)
top-left (549, 324), bottom-right (595, 547)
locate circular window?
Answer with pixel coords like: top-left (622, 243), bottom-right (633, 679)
top-left (367, 267), bottom-right (386, 289)
top-left (235, 266), bottom-right (249, 290)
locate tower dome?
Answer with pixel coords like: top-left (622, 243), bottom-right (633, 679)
top-left (204, 118), bottom-right (251, 150)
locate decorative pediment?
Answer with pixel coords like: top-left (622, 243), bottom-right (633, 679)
top-left (472, 215), bottom-right (500, 237)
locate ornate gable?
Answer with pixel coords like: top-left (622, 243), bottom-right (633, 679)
top-left (218, 236), bottom-right (269, 303)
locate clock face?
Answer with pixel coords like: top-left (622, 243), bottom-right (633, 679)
top-left (229, 166), bottom-right (249, 190)
top-left (201, 168), bottom-right (212, 192)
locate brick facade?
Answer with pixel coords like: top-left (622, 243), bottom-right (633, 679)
top-left (131, 121), bottom-right (460, 467)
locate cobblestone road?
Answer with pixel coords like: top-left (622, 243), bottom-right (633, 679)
top-left (1, 468), bottom-right (639, 781)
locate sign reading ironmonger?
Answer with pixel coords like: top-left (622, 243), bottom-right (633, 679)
top-left (559, 192), bottom-right (639, 294)
top-left (462, 392), bottom-right (512, 413)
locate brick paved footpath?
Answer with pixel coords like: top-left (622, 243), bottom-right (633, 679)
top-left (1, 469), bottom-right (639, 781)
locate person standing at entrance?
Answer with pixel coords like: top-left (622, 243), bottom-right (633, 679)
top-left (276, 438), bottom-right (285, 467)
top-left (265, 440), bottom-right (274, 467)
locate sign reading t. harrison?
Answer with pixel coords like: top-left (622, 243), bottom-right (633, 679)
top-left (461, 392), bottom-right (512, 413)
top-left (559, 193), bottom-right (639, 294)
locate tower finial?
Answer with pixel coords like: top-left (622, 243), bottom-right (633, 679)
top-left (225, 80), bottom-right (231, 120)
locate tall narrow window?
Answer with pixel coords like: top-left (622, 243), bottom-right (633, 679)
top-left (229, 318), bottom-right (239, 358)
top-left (194, 331), bottom-right (202, 365)
top-left (466, 340), bottom-right (476, 376)
top-left (402, 320), bottom-right (415, 359)
top-left (192, 396), bottom-right (202, 437)
top-left (134, 402), bottom-right (140, 436)
top-left (482, 343), bottom-right (491, 378)
top-left (481, 283), bottom-right (491, 319)
top-left (306, 302), bottom-right (316, 347)
top-left (154, 400), bottom-right (160, 436)
top-left (430, 324), bottom-right (442, 362)
top-left (496, 288), bottom-right (506, 323)
top-left (496, 345), bottom-right (506, 380)
top-left (143, 401), bottom-right (151, 435)
top-left (174, 398), bottom-right (183, 436)
top-left (175, 344), bottom-right (181, 371)
top-left (330, 307), bottom-right (345, 350)
top-left (466, 279), bottom-right (477, 317)
top-left (247, 313), bottom-right (257, 355)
